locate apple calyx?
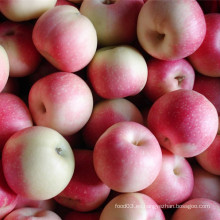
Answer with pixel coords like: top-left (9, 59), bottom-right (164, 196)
top-left (102, 0), bottom-right (116, 5)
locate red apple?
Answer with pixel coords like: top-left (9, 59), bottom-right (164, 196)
top-left (0, 21), bottom-right (42, 77)
top-left (141, 149), bottom-right (194, 206)
top-left (137, 0), bottom-right (206, 60)
top-left (33, 5), bottom-right (97, 72)
top-left (188, 13), bottom-right (220, 77)
top-left (143, 58), bottom-right (195, 101)
top-left (0, 45), bottom-right (9, 92)
top-left (28, 72), bottom-right (93, 136)
top-left (55, 149), bottom-right (110, 212)
top-left (2, 126), bottom-right (75, 200)
top-left (83, 98), bottom-right (143, 148)
top-left (80, 0), bottom-right (143, 46)
top-left (93, 121), bottom-right (162, 192)
top-left (88, 45), bottom-right (148, 99)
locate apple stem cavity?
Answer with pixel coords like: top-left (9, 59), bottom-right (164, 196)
top-left (102, 0), bottom-right (116, 5)
top-left (56, 147), bottom-right (63, 156)
top-left (175, 75), bottom-right (185, 85)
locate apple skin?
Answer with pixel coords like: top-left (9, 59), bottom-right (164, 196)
top-left (4, 207), bottom-right (62, 220)
top-left (171, 198), bottom-right (220, 220)
top-left (196, 135), bottom-right (220, 175)
top-left (0, 0), bottom-right (57, 22)
top-left (0, 21), bottom-right (42, 77)
top-left (100, 193), bottom-right (165, 220)
top-left (141, 149), bottom-right (194, 206)
top-left (83, 98), bottom-right (143, 149)
top-left (189, 164), bottom-right (220, 203)
top-left (33, 5), bottom-right (97, 73)
top-left (55, 149), bottom-right (110, 212)
top-left (88, 45), bottom-right (148, 99)
top-left (188, 13), bottom-right (220, 77)
top-left (28, 72), bottom-right (93, 136)
top-left (56, 0), bottom-right (77, 6)
top-left (143, 58), bottom-right (195, 101)
top-left (0, 93), bottom-right (33, 153)
top-left (0, 162), bottom-right (18, 219)
top-left (147, 89), bottom-right (219, 157)
top-left (0, 45), bottom-right (9, 92)
top-left (64, 210), bottom-right (100, 220)
top-left (2, 126), bottom-right (75, 200)
top-left (80, 0), bottom-right (143, 46)
top-left (93, 121), bottom-right (162, 193)
top-left (137, 0), bottom-right (206, 60)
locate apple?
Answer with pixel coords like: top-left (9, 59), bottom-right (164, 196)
top-left (4, 207), bottom-right (62, 220)
top-left (93, 121), bottom-right (162, 192)
top-left (196, 135), bottom-right (220, 175)
top-left (88, 45), bottom-right (148, 99)
top-left (28, 72), bottom-right (93, 136)
top-left (0, 45), bottom-right (9, 92)
top-left (0, 162), bottom-right (18, 219)
top-left (83, 98), bottom-right (144, 148)
top-left (100, 193), bottom-right (165, 220)
top-left (0, 21), bottom-right (42, 77)
top-left (64, 210), bottom-right (101, 220)
top-left (0, 93), bottom-right (33, 153)
top-left (0, 0), bottom-right (57, 22)
top-left (141, 148), bottom-right (194, 206)
top-left (55, 149), bottom-right (110, 212)
top-left (143, 58), bottom-right (195, 101)
top-left (137, 0), bottom-right (206, 60)
top-left (2, 126), bottom-right (75, 200)
top-left (171, 198), bottom-right (220, 220)
top-left (33, 5), bottom-right (97, 73)
top-left (80, 0), bottom-right (143, 46)
top-left (188, 13), bottom-right (220, 77)
top-left (147, 89), bottom-right (219, 157)
top-left (189, 164), bottom-right (220, 203)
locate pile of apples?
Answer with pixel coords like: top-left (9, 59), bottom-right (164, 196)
top-left (0, 0), bottom-right (219, 219)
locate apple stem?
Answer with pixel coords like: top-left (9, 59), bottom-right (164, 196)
top-left (175, 76), bottom-right (185, 85)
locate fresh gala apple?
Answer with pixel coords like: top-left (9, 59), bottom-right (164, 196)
top-left (100, 193), bottom-right (165, 220)
top-left (137, 0), bottom-right (206, 60)
top-left (80, 0), bottom-right (143, 46)
top-left (0, 45), bottom-right (9, 93)
top-left (147, 89), bottom-right (219, 157)
top-left (171, 198), bottom-right (220, 220)
top-left (83, 98), bottom-right (143, 148)
top-left (141, 149), bottom-right (194, 206)
top-left (93, 121), bottom-right (162, 192)
top-left (4, 207), bottom-right (62, 220)
top-left (188, 13), bottom-right (220, 77)
top-left (0, 21), bottom-right (42, 77)
top-left (196, 135), bottom-right (220, 175)
top-left (143, 58), bottom-right (195, 101)
top-left (0, 0), bottom-right (57, 22)
top-left (2, 126), bottom-right (75, 200)
top-left (28, 72), bottom-right (93, 136)
top-left (189, 164), bottom-right (220, 203)
top-left (33, 5), bottom-right (97, 72)
top-left (55, 149), bottom-right (110, 212)
top-left (0, 93), bottom-right (33, 153)
top-left (88, 45), bottom-right (148, 99)
top-left (0, 162), bottom-right (18, 219)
